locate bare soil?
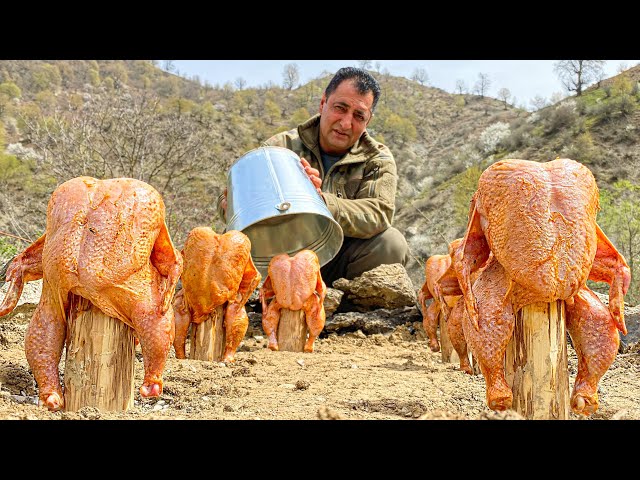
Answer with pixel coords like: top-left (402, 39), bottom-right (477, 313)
top-left (1, 281), bottom-right (639, 421)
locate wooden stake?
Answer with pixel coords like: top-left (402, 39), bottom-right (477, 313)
top-left (505, 300), bottom-right (570, 420)
top-left (189, 305), bottom-right (225, 362)
top-left (64, 298), bottom-right (135, 412)
top-left (277, 308), bottom-right (307, 352)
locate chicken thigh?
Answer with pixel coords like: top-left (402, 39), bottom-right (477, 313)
top-left (418, 238), bottom-right (463, 352)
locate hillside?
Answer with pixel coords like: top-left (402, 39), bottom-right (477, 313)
top-left (1, 60), bottom-right (639, 303)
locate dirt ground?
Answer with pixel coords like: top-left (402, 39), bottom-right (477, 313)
top-left (1, 280), bottom-right (639, 421)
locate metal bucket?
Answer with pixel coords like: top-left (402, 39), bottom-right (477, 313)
top-left (225, 146), bottom-right (344, 278)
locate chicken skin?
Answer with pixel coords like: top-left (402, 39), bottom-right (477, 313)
top-left (0, 177), bottom-right (183, 411)
top-left (429, 240), bottom-right (488, 375)
top-left (418, 238), bottom-right (463, 352)
top-left (259, 250), bottom-right (326, 353)
top-left (173, 227), bottom-right (260, 362)
top-left (453, 158), bottom-right (630, 415)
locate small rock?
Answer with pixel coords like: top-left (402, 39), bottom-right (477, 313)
top-left (611, 409), bottom-right (629, 420)
top-left (278, 383), bottom-right (296, 390)
top-left (295, 380), bottom-right (310, 390)
top-left (78, 406), bottom-right (101, 420)
top-left (317, 405), bottom-right (344, 420)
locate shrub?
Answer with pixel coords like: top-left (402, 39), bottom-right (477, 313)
top-left (478, 122), bottom-right (510, 154)
top-left (543, 101), bottom-right (578, 134)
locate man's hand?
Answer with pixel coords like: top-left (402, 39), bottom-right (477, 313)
top-left (220, 188), bottom-right (227, 215)
top-left (300, 157), bottom-right (322, 195)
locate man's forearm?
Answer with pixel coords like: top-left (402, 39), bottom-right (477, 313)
top-left (216, 192), bottom-right (227, 223)
top-left (323, 192), bottom-right (394, 239)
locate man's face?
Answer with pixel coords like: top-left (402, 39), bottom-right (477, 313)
top-left (318, 79), bottom-right (374, 155)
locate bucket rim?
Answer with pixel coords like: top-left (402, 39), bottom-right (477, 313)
top-left (229, 145), bottom-right (300, 169)
top-left (226, 208), bottom-right (344, 240)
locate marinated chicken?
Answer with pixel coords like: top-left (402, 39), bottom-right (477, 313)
top-left (0, 177), bottom-right (183, 411)
top-left (173, 227), bottom-right (260, 362)
top-left (429, 239), bottom-right (488, 375)
top-left (418, 238), bottom-right (463, 352)
top-left (453, 158), bottom-right (630, 415)
top-left (259, 250), bottom-right (326, 353)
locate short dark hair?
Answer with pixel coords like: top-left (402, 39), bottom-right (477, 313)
top-left (324, 67), bottom-right (381, 113)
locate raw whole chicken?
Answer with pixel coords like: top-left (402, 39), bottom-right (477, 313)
top-left (173, 227), bottom-right (260, 362)
top-left (418, 238), bottom-right (463, 352)
top-left (453, 158), bottom-right (630, 415)
top-left (259, 250), bottom-right (326, 353)
top-left (425, 238), bottom-right (488, 375)
top-left (0, 177), bottom-right (183, 411)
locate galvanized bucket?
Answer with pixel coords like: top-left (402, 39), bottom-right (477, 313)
top-left (225, 146), bottom-right (344, 278)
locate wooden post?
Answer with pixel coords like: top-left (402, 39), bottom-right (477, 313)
top-left (277, 309), bottom-right (307, 352)
top-left (505, 300), bottom-right (570, 420)
top-left (64, 298), bottom-right (136, 412)
top-left (189, 305), bottom-right (225, 362)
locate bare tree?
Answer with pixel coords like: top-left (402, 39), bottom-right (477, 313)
top-left (374, 62), bottom-right (383, 74)
top-left (234, 77), bottom-right (247, 90)
top-left (18, 88), bottom-right (225, 241)
top-left (497, 87), bottom-right (511, 109)
top-left (411, 68), bottom-right (429, 86)
top-left (20, 87), bottom-right (220, 194)
top-left (553, 60), bottom-right (606, 96)
top-left (550, 91), bottom-right (565, 104)
top-left (282, 63), bottom-right (300, 90)
top-left (474, 73), bottom-right (491, 98)
top-left (455, 79), bottom-right (467, 95)
top-left (529, 95), bottom-right (548, 111)
top-left (617, 62), bottom-right (629, 74)
top-left (358, 60), bottom-right (373, 70)
top-left (163, 60), bottom-right (175, 73)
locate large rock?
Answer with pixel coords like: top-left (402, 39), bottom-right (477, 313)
top-left (620, 306), bottom-right (640, 353)
top-left (324, 306), bottom-right (422, 335)
top-left (324, 288), bottom-right (343, 317)
top-left (245, 304), bottom-right (422, 337)
top-left (332, 263), bottom-right (417, 311)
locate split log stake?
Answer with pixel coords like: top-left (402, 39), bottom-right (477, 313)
top-left (277, 308), bottom-right (307, 352)
top-left (64, 298), bottom-right (135, 412)
top-left (505, 300), bottom-right (570, 420)
top-left (189, 305), bottom-right (225, 361)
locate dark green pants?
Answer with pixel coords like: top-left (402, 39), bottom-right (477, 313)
top-left (320, 227), bottom-right (409, 287)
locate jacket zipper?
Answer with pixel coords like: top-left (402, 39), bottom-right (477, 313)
top-left (336, 177), bottom-right (346, 198)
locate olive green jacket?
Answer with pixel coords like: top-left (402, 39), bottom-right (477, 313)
top-left (218, 114), bottom-right (398, 239)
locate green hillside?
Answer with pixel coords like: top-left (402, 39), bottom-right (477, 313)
top-left (1, 60), bottom-right (639, 303)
